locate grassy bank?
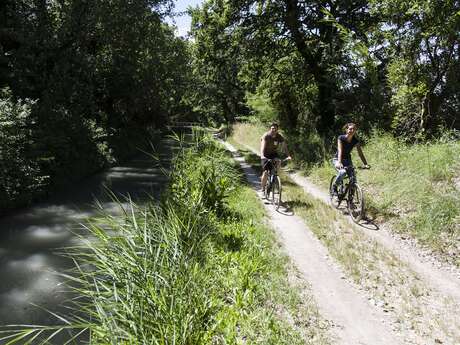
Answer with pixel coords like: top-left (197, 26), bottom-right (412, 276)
top-left (2, 133), bottom-right (330, 344)
top-left (230, 121), bottom-right (460, 265)
top-left (232, 146), bottom-right (460, 343)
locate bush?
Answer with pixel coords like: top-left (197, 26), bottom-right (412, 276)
top-left (0, 88), bottom-right (46, 211)
top-left (168, 132), bottom-right (239, 216)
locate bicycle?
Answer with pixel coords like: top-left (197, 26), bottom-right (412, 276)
top-left (263, 158), bottom-right (290, 210)
top-left (329, 165), bottom-right (369, 222)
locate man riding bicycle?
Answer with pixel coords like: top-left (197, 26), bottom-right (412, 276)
top-left (260, 123), bottom-right (291, 193)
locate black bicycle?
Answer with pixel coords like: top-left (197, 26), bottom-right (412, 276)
top-left (329, 166), bottom-right (369, 222)
top-left (263, 158), bottom-right (290, 210)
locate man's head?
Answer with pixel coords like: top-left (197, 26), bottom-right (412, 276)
top-left (269, 123), bottom-right (279, 135)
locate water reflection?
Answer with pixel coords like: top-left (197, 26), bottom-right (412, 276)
top-left (0, 138), bottom-right (175, 343)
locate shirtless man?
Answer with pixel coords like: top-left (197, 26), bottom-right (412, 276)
top-left (260, 123), bottom-right (291, 193)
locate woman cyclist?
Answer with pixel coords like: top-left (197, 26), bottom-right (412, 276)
top-left (332, 122), bottom-right (370, 192)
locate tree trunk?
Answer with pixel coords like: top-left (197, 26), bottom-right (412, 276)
top-left (284, 0), bottom-right (336, 137)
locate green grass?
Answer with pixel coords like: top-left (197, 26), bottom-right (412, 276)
top-left (231, 123), bottom-right (460, 265)
top-left (232, 148), bottom-right (460, 343)
top-left (1, 133), bottom-right (331, 345)
top-left (230, 122), bottom-right (266, 154)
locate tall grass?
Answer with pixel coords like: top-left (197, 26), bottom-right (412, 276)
top-left (230, 121), bottom-right (266, 153)
top-left (309, 131), bottom-right (460, 258)
top-left (1, 132), bottom-right (331, 344)
top-left (231, 123), bottom-right (460, 264)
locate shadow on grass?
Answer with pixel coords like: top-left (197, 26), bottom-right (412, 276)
top-left (336, 207), bottom-right (380, 230)
top-left (276, 205), bottom-right (295, 216)
top-left (219, 233), bottom-right (244, 252)
top-left (283, 199), bottom-right (312, 210)
top-left (221, 208), bottom-right (244, 222)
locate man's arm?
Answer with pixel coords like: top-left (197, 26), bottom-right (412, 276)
top-left (281, 141), bottom-right (292, 159)
top-left (260, 135), bottom-right (266, 158)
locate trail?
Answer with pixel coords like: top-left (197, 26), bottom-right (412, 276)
top-left (239, 141), bottom-right (460, 303)
top-left (290, 172), bottom-right (460, 302)
top-left (224, 141), bottom-right (403, 345)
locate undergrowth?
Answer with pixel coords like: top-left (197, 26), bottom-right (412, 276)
top-left (0, 132), bottom-right (330, 344)
top-left (233, 147), bottom-right (460, 344)
top-left (231, 122), bottom-right (460, 264)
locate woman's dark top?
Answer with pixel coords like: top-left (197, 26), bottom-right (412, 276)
top-left (335, 135), bottom-right (359, 160)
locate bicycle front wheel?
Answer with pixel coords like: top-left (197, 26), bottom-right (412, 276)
top-left (329, 176), bottom-right (341, 209)
top-left (348, 183), bottom-right (364, 222)
top-left (272, 176), bottom-right (282, 210)
top-left (264, 182), bottom-right (271, 200)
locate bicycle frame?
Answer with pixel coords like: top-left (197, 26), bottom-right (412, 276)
top-left (264, 159), bottom-right (279, 191)
top-left (263, 158), bottom-right (284, 209)
top-left (330, 165), bottom-right (365, 222)
top-left (338, 166), bottom-right (356, 199)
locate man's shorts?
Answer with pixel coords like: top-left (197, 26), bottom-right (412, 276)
top-left (261, 155), bottom-right (278, 171)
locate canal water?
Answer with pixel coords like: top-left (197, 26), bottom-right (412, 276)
top-left (0, 138), bottom-right (175, 343)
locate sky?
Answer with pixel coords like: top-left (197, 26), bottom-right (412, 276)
top-left (166, 0), bottom-right (204, 37)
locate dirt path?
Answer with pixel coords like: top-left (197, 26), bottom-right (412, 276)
top-left (290, 173), bottom-right (460, 302)
top-left (239, 142), bottom-right (460, 303)
top-left (224, 142), bottom-right (403, 345)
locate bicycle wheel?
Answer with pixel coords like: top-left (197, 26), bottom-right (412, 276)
top-left (348, 183), bottom-right (364, 222)
top-left (272, 176), bottom-right (282, 210)
top-left (329, 176), bottom-right (341, 209)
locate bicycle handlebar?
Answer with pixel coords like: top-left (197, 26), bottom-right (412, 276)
top-left (341, 165), bottom-right (371, 171)
top-left (264, 157), bottom-right (291, 162)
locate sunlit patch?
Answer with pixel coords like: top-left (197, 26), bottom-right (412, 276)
top-left (0, 272), bottom-right (62, 304)
top-left (7, 253), bottom-right (50, 271)
top-left (23, 225), bottom-right (71, 242)
top-left (105, 171), bottom-right (161, 180)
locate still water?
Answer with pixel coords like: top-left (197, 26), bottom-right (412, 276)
top-left (0, 138), bottom-right (174, 343)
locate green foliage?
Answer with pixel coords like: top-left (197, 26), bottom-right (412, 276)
top-left (0, 0), bottom-right (193, 211)
top-left (370, 0), bottom-right (460, 138)
top-left (1, 134), bottom-right (331, 344)
top-left (185, 2), bottom-right (249, 124)
top-left (168, 132), bottom-right (239, 215)
top-left (246, 91), bottom-right (278, 124)
top-left (0, 88), bottom-right (46, 211)
top-left (187, 0), bottom-right (459, 141)
top-left (387, 58), bottom-right (429, 139)
top-left (309, 129), bottom-right (460, 261)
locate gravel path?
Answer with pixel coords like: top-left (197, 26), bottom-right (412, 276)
top-left (224, 142), bottom-right (403, 345)
top-left (290, 172), bottom-right (460, 303)
top-left (239, 141), bottom-right (460, 304)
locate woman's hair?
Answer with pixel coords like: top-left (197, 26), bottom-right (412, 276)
top-left (270, 122), bottom-right (279, 129)
top-left (342, 122), bottom-right (357, 131)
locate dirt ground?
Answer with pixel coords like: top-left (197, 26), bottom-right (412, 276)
top-left (225, 141), bottom-right (460, 345)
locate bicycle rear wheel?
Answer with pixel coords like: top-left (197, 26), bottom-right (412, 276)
top-left (348, 183), bottom-right (364, 222)
top-left (272, 176), bottom-right (282, 210)
top-left (329, 176), bottom-right (341, 209)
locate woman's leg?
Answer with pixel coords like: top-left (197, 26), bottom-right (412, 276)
top-left (332, 158), bottom-right (347, 186)
top-left (344, 159), bottom-right (355, 181)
